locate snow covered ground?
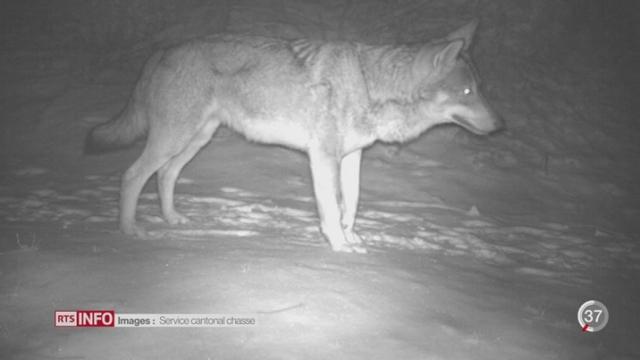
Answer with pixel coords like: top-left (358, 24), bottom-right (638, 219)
top-left (1, 1), bottom-right (638, 359)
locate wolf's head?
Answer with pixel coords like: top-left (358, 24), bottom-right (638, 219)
top-left (411, 21), bottom-right (504, 136)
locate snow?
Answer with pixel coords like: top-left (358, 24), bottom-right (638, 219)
top-left (0, 1), bottom-right (638, 359)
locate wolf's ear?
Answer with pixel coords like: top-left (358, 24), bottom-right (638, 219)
top-left (432, 40), bottom-right (465, 71)
top-left (445, 19), bottom-right (479, 51)
top-left (413, 40), bottom-right (464, 77)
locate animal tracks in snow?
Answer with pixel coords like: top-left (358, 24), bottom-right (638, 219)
top-left (1, 169), bottom-right (634, 280)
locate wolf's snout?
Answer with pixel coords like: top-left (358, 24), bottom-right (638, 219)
top-left (491, 114), bottom-right (506, 133)
top-left (479, 114), bottom-right (505, 135)
top-left (452, 112), bottom-right (504, 135)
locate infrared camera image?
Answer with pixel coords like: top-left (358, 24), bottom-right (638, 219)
top-left (0, 1), bottom-right (638, 359)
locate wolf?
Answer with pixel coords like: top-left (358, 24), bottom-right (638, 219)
top-left (85, 20), bottom-right (503, 253)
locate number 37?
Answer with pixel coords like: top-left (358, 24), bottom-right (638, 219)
top-left (583, 309), bottom-right (602, 323)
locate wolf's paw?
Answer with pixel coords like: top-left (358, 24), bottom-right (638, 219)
top-left (344, 230), bottom-right (364, 245)
top-left (165, 211), bottom-right (191, 225)
top-left (330, 241), bottom-right (368, 254)
top-left (121, 223), bottom-right (149, 239)
top-left (348, 243), bottom-right (368, 254)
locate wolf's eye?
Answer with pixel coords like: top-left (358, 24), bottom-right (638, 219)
top-left (463, 88), bottom-right (472, 95)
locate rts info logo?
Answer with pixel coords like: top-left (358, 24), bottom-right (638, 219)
top-left (55, 310), bottom-right (115, 327)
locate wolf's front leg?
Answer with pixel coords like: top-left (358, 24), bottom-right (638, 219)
top-left (309, 148), bottom-right (362, 253)
top-left (340, 149), bottom-right (366, 253)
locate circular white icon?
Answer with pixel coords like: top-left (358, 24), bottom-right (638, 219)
top-left (577, 300), bottom-right (609, 332)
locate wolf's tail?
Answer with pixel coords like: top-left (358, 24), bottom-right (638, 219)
top-left (84, 103), bottom-right (148, 154)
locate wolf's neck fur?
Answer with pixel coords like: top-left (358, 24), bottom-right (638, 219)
top-left (358, 44), bottom-right (440, 143)
top-left (358, 44), bottom-right (421, 104)
top-left (366, 99), bottom-right (438, 143)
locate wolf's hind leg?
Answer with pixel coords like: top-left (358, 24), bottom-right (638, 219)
top-left (340, 149), bottom-right (365, 249)
top-left (158, 119), bottom-right (220, 225)
top-left (120, 140), bottom-right (178, 238)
